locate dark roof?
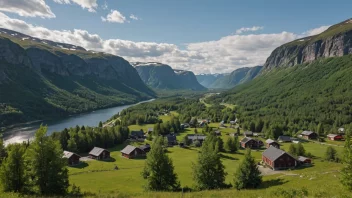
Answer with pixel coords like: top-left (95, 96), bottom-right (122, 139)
top-left (187, 134), bottom-right (206, 141)
top-left (139, 144), bottom-right (151, 150)
top-left (63, 151), bottom-right (81, 159)
top-left (89, 147), bottom-right (109, 157)
top-left (166, 134), bottom-right (177, 142)
top-left (263, 146), bottom-right (294, 162)
top-left (244, 131), bottom-right (253, 135)
top-left (121, 145), bottom-right (137, 155)
top-left (240, 137), bottom-right (253, 143)
top-left (131, 130), bottom-right (144, 136)
top-left (301, 131), bottom-right (315, 136)
top-left (277, 136), bottom-right (292, 141)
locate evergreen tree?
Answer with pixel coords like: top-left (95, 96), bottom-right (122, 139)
top-left (67, 137), bottom-right (78, 153)
top-left (98, 121), bottom-right (103, 128)
top-left (234, 149), bottom-right (262, 190)
top-left (192, 137), bottom-right (227, 190)
top-left (0, 138), bottom-right (6, 164)
top-left (288, 144), bottom-right (297, 157)
top-left (225, 137), bottom-right (239, 153)
top-left (341, 129), bottom-right (352, 191)
top-left (142, 136), bottom-right (180, 191)
top-left (26, 125), bottom-right (69, 195)
top-left (0, 143), bottom-right (28, 192)
top-left (325, 146), bottom-right (338, 162)
top-left (296, 143), bottom-right (306, 156)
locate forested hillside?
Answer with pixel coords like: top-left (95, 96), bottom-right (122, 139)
top-left (0, 29), bottom-right (154, 127)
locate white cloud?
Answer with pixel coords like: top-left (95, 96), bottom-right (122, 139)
top-left (236, 26), bottom-right (263, 34)
top-left (101, 10), bottom-right (126, 23)
top-left (0, 12), bottom-right (330, 74)
top-left (101, 0), bottom-right (108, 10)
top-left (130, 14), bottom-right (139, 21)
top-left (53, 0), bottom-right (98, 12)
top-left (0, 0), bottom-right (55, 18)
top-left (301, 25), bottom-right (330, 36)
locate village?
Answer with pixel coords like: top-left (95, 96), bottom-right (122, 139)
top-left (60, 112), bottom-right (348, 196)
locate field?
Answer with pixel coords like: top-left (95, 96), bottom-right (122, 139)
top-left (64, 117), bottom-right (351, 198)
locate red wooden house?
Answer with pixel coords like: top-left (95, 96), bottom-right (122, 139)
top-left (63, 151), bottom-right (81, 166)
top-left (327, 134), bottom-right (343, 141)
top-left (262, 146), bottom-right (297, 170)
top-left (121, 145), bottom-right (145, 159)
top-left (89, 147), bottom-right (110, 160)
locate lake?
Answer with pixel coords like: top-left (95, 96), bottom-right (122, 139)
top-left (2, 99), bottom-right (154, 145)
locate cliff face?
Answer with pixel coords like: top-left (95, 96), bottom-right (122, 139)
top-left (264, 19), bottom-right (352, 70)
top-left (133, 62), bottom-right (206, 91)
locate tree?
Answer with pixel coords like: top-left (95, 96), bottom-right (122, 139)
top-left (325, 146), bottom-right (338, 162)
top-left (234, 149), bottom-right (262, 190)
top-left (288, 144), bottom-right (297, 156)
top-left (142, 136), bottom-right (180, 191)
top-left (0, 138), bottom-right (6, 164)
top-left (26, 125), bottom-right (69, 195)
top-left (225, 137), bottom-right (238, 153)
top-left (341, 129), bottom-right (352, 191)
top-left (296, 143), bottom-right (306, 156)
top-left (192, 137), bottom-right (227, 190)
top-left (182, 135), bottom-right (191, 146)
top-left (98, 121), bottom-right (103, 128)
top-left (0, 143), bottom-right (28, 192)
top-left (67, 137), bottom-right (78, 153)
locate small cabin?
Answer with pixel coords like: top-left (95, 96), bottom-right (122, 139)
top-left (298, 156), bottom-right (312, 165)
top-left (130, 130), bottom-right (145, 139)
top-left (214, 130), bottom-right (221, 136)
top-left (63, 151), bottom-right (81, 166)
top-left (277, 136), bottom-right (292, 143)
top-left (187, 134), bottom-right (207, 145)
top-left (262, 146), bottom-right (297, 170)
top-left (265, 139), bottom-right (280, 149)
top-left (166, 134), bottom-right (177, 146)
top-left (327, 134), bottom-right (343, 141)
top-left (244, 131), bottom-right (254, 137)
top-left (89, 147), bottom-right (110, 160)
top-left (147, 128), bottom-right (153, 134)
top-left (139, 144), bottom-right (151, 153)
top-left (240, 137), bottom-right (261, 149)
top-left (301, 131), bottom-right (318, 140)
top-left (121, 145), bottom-right (145, 159)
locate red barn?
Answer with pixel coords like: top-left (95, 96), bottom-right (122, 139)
top-left (121, 145), bottom-right (145, 159)
top-left (262, 146), bottom-right (297, 170)
top-left (63, 151), bottom-right (81, 166)
top-left (240, 137), bottom-right (261, 149)
top-left (89, 147), bottom-right (110, 160)
top-left (327, 134), bottom-right (343, 141)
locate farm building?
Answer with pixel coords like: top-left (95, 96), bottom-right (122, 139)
top-left (187, 134), bottom-right (207, 145)
top-left (277, 136), bottom-right (292, 142)
top-left (301, 131), bottom-right (318, 140)
top-left (240, 137), bottom-right (261, 149)
top-left (298, 156), bottom-right (312, 165)
top-left (166, 134), bottom-right (177, 146)
top-left (244, 131), bottom-right (253, 137)
top-left (139, 144), bottom-right (151, 153)
top-left (214, 130), bottom-right (221, 136)
top-left (121, 145), bottom-right (145, 159)
top-left (147, 128), bottom-right (153, 134)
top-left (130, 130), bottom-right (145, 139)
top-left (327, 134), bottom-right (343, 141)
top-left (63, 151), bottom-right (81, 166)
top-left (265, 139), bottom-right (280, 149)
top-left (89, 147), bottom-right (110, 160)
top-left (262, 146), bottom-right (297, 170)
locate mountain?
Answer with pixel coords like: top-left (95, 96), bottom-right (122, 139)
top-left (196, 74), bottom-right (226, 88)
top-left (209, 66), bottom-right (262, 89)
top-left (0, 28), bottom-right (155, 127)
top-left (133, 62), bottom-right (206, 91)
top-left (264, 18), bottom-right (352, 70)
top-left (208, 19), bottom-right (352, 137)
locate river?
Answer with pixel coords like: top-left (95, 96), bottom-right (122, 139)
top-left (2, 99), bottom-right (154, 145)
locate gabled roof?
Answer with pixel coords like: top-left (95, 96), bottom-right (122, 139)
top-left (301, 131), bottom-right (315, 136)
top-left (63, 151), bottom-right (80, 159)
top-left (277, 136), bottom-right (292, 141)
top-left (166, 134), bottom-right (177, 142)
top-left (89, 147), bottom-right (109, 157)
top-left (240, 137), bottom-right (253, 143)
top-left (298, 156), bottom-right (310, 162)
top-left (263, 146), bottom-right (295, 162)
top-left (214, 130), bottom-right (221, 134)
top-left (187, 134), bottom-right (206, 140)
top-left (139, 144), bottom-right (151, 151)
top-left (121, 145), bottom-right (137, 155)
top-left (265, 139), bottom-right (276, 144)
top-left (327, 134), bottom-right (341, 138)
top-left (147, 128), bottom-right (153, 132)
top-left (244, 131), bottom-right (253, 135)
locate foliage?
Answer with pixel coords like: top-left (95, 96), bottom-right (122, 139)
top-left (225, 136), bottom-right (239, 153)
top-left (325, 146), bottom-right (339, 162)
top-left (0, 139), bottom-right (6, 164)
top-left (288, 143), bottom-right (305, 157)
top-left (234, 149), bottom-right (262, 190)
top-left (142, 136), bottom-right (180, 191)
top-left (341, 129), bottom-right (352, 191)
top-left (192, 136), bottom-right (227, 190)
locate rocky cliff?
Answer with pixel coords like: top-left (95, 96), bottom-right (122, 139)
top-left (133, 62), bottom-right (206, 91)
top-left (264, 19), bottom-right (352, 70)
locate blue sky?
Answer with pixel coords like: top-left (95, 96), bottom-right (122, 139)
top-left (0, 0), bottom-right (351, 73)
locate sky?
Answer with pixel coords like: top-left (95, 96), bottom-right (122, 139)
top-left (0, 0), bottom-right (351, 74)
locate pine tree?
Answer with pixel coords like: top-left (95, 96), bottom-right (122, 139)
top-left (0, 143), bottom-right (28, 192)
top-left (234, 149), bottom-right (262, 190)
top-left (192, 137), bottom-right (227, 190)
top-left (341, 129), bottom-right (352, 191)
top-left (225, 137), bottom-right (234, 152)
top-left (26, 125), bottom-right (69, 195)
top-left (296, 143), bottom-right (306, 156)
top-left (288, 144), bottom-right (297, 156)
top-left (325, 146), bottom-right (338, 162)
top-left (0, 138), bottom-right (6, 164)
top-left (142, 136), bottom-right (180, 191)
top-left (67, 137), bottom-right (78, 153)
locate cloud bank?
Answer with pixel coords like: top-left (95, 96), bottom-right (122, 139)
top-left (0, 0), bottom-right (55, 18)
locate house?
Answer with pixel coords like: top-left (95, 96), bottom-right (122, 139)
top-left (89, 147), bottom-right (110, 160)
top-left (130, 130), bottom-right (145, 139)
top-left (265, 139), bottom-right (280, 149)
top-left (244, 131), bottom-right (253, 137)
top-left (298, 156), bottom-right (312, 165)
top-left (240, 137), bottom-right (261, 149)
top-left (166, 134), bottom-right (177, 146)
top-left (181, 123), bottom-right (190, 128)
top-left (277, 136), bottom-right (292, 142)
top-left (63, 151), bottom-right (81, 166)
top-left (121, 145), bottom-right (145, 159)
top-left (147, 128), bottom-right (153, 134)
top-left (262, 146), bottom-right (297, 170)
top-left (139, 144), bottom-right (151, 153)
top-left (327, 134), bottom-right (343, 141)
top-left (187, 134), bottom-right (207, 145)
top-left (230, 120), bottom-right (236, 125)
top-left (214, 130), bottom-right (221, 136)
top-left (301, 131), bottom-right (318, 140)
